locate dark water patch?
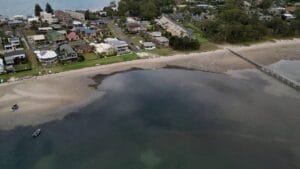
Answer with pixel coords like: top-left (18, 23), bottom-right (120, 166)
top-left (0, 69), bottom-right (300, 169)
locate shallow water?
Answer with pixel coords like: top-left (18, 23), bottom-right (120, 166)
top-left (0, 69), bottom-right (300, 169)
top-left (268, 60), bottom-right (300, 83)
top-left (0, 0), bottom-right (112, 16)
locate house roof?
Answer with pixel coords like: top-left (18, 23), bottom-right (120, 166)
top-left (67, 32), bottom-right (79, 39)
top-left (104, 38), bottom-right (128, 48)
top-left (149, 32), bottom-right (162, 37)
top-left (155, 36), bottom-right (169, 43)
top-left (34, 50), bottom-right (57, 59)
top-left (90, 43), bottom-right (113, 53)
top-left (59, 44), bottom-right (76, 53)
top-left (29, 35), bottom-right (45, 41)
top-left (77, 27), bottom-right (96, 34)
top-left (4, 49), bottom-right (26, 57)
top-left (143, 42), bottom-right (155, 47)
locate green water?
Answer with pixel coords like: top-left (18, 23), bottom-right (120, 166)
top-left (0, 69), bottom-right (299, 169)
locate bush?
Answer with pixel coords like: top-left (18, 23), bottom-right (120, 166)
top-left (169, 36), bottom-right (200, 50)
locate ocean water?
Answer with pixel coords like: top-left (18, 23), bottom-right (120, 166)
top-left (0, 69), bottom-right (300, 169)
top-left (0, 0), bottom-right (113, 17)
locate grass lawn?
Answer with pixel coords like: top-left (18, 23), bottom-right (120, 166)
top-left (22, 29), bottom-right (37, 36)
top-left (148, 48), bottom-right (178, 56)
top-left (63, 53), bottom-right (138, 71)
top-left (14, 63), bottom-right (32, 72)
top-left (83, 53), bottom-right (99, 60)
top-left (0, 52), bottom-right (138, 83)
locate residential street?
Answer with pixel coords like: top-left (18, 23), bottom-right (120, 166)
top-left (109, 22), bottom-right (140, 52)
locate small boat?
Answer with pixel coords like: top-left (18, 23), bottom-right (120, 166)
top-left (32, 128), bottom-right (42, 138)
top-left (11, 104), bottom-right (19, 111)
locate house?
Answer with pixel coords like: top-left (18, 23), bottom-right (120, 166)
top-left (54, 10), bottom-right (72, 26)
top-left (154, 36), bottom-right (169, 47)
top-left (40, 12), bottom-right (59, 24)
top-left (38, 27), bottom-right (53, 33)
top-left (149, 32), bottom-right (169, 47)
top-left (0, 58), bottom-right (5, 74)
top-left (156, 15), bottom-right (190, 38)
top-left (149, 31), bottom-right (162, 38)
top-left (269, 7), bottom-right (286, 16)
top-left (76, 27), bottom-right (97, 38)
top-left (126, 17), bottom-right (148, 33)
top-left (104, 38), bottom-right (130, 55)
top-left (67, 32), bottom-right (80, 41)
top-left (73, 20), bottom-right (83, 27)
top-left (58, 44), bottom-right (78, 61)
top-left (196, 4), bottom-right (214, 10)
top-left (27, 35), bottom-right (47, 47)
top-left (47, 31), bottom-right (66, 44)
top-left (65, 10), bottom-right (85, 21)
top-left (34, 50), bottom-right (58, 64)
top-left (282, 13), bottom-right (296, 20)
top-left (51, 24), bottom-right (63, 30)
top-left (27, 16), bottom-right (39, 23)
top-left (4, 44), bottom-right (15, 51)
top-left (4, 49), bottom-right (26, 65)
top-left (13, 15), bottom-right (26, 21)
top-left (8, 37), bottom-right (20, 47)
top-left (90, 43), bottom-right (116, 56)
top-left (143, 42), bottom-right (156, 50)
top-left (8, 20), bottom-right (23, 27)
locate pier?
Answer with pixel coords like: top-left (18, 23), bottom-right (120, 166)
top-left (228, 49), bottom-right (300, 92)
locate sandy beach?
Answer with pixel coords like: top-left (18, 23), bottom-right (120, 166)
top-left (0, 38), bottom-right (300, 130)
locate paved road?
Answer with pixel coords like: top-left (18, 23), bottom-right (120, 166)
top-left (109, 23), bottom-right (140, 52)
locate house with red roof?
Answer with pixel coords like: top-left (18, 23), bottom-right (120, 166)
top-left (67, 32), bottom-right (79, 41)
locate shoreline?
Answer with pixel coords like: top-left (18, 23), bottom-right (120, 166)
top-left (0, 38), bottom-right (300, 130)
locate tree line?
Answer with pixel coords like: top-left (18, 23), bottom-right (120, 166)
top-left (34, 3), bottom-right (54, 16)
top-left (118, 0), bottom-right (175, 20)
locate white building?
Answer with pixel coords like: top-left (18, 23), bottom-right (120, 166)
top-left (40, 12), bottom-right (58, 24)
top-left (283, 13), bottom-right (296, 20)
top-left (38, 27), bottom-right (53, 33)
top-left (90, 43), bottom-right (116, 56)
top-left (104, 38), bottom-right (130, 55)
top-left (156, 15), bottom-right (190, 38)
top-left (34, 50), bottom-right (58, 64)
top-left (143, 42), bottom-right (156, 50)
top-left (0, 58), bottom-right (5, 74)
top-left (27, 16), bottom-right (39, 23)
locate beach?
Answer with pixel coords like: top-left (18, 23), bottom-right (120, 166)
top-left (0, 38), bottom-right (300, 130)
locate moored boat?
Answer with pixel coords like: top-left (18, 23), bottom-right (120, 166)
top-left (32, 128), bottom-right (42, 138)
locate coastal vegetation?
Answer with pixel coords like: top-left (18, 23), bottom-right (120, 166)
top-left (199, 0), bottom-right (300, 43)
top-left (118, 0), bottom-right (175, 20)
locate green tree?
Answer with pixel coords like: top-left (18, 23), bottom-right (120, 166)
top-left (266, 18), bottom-right (291, 36)
top-left (140, 0), bottom-right (158, 20)
top-left (45, 3), bottom-right (54, 14)
top-left (34, 4), bottom-right (43, 16)
top-left (257, 0), bottom-right (273, 9)
top-left (294, 7), bottom-right (300, 19)
top-left (85, 10), bottom-right (91, 20)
